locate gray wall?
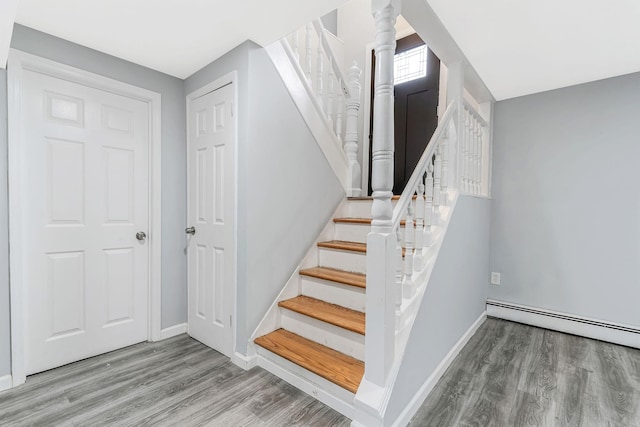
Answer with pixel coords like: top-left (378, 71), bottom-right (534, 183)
top-left (185, 42), bottom-right (344, 355)
top-left (244, 47), bottom-right (344, 353)
top-left (387, 195), bottom-right (491, 423)
top-left (0, 70), bottom-right (9, 376)
top-left (321, 10), bottom-right (338, 35)
top-left (5, 25), bottom-right (188, 339)
top-left (489, 72), bottom-right (640, 327)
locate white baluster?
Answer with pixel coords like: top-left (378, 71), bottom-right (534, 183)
top-left (464, 109), bottom-right (471, 193)
top-left (437, 143), bottom-right (446, 207)
top-left (304, 24), bottom-right (312, 83)
top-left (461, 108), bottom-right (467, 193)
top-left (335, 82), bottom-right (344, 143)
top-left (403, 202), bottom-right (415, 298)
top-left (477, 122), bottom-right (484, 195)
top-left (327, 57), bottom-right (335, 128)
top-left (395, 228), bottom-right (403, 318)
top-left (345, 62), bottom-right (362, 197)
top-left (476, 120), bottom-right (482, 194)
top-left (316, 40), bottom-right (325, 106)
top-left (433, 146), bottom-right (442, 225)
top-left (424, 163), bottom-right (434, 247)
top-left (291, 29), bottom-right (299, 61)
top-left (441, 129), bottom-right (449, 204)
top-left (414, 178), bottom-right (425, 271)
top-left (471, 117), bottom-right (477, 194)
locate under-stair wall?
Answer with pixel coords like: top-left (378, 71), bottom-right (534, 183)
top-left (185, 41), bottom-right (345, 358)
top-left (386, 194), bottom-right (491, 425)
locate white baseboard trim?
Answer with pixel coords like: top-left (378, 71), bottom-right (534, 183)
top-left (231, 351), bottom-right (258, 370)
top-left (159, 323), bottom-right (188, 340)
top-left (487, 299), bottom-right (640, 350)
top-left (392, 311), bottom-right (487, 427)
top-left (0, 374), bottom-right (13, 393)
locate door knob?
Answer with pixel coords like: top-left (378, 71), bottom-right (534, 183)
top-left (185, 226), bottom-right (196, 235)
top-left (136, 231), bottom-right (147, 241)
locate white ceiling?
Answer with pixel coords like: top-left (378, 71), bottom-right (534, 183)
top-left (14, 0), bottom-right (347, 79)
top-left (7, 0), bottom-right (640, 99)
top-left (426, 0), bottom-right (640, 100)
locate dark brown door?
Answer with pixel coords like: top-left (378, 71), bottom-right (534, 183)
top-left (368, 34), bottom-right (441, 195)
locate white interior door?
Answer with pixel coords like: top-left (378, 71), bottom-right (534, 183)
top-left (20, 68), bottom-right (151, 375)
top-left (187, 83), bottom-right (235, 357)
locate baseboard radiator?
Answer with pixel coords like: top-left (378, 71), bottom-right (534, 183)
top-left (486, 299), bottom-right (640, 349)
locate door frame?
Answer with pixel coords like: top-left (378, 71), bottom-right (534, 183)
top-left (185, 71), bottom-right (238, 359)
top-left (361, 29), bottom-right (448, 194)
top-left (7, 49), bottom-right (163, 386)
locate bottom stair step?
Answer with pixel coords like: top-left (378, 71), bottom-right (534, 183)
top-left (254, 329), bottom-right (364, 394)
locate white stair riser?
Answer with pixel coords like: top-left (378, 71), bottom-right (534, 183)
top-left (280, 310), bottom-right (365, 361)
top-left (301, 276), bottom-right (366, 312)
top-left (255, 349), bottom-right (356, 418)
top-left (345, 199), bottom-right (400, 218)
top-left (319, 248), bottom-right (366, 274)
top-left (345, 200), bottom-right (373, 218)
top-left (334, 223), bottom-right (369, 244)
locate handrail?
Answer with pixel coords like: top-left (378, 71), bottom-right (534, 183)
top-left (391, 101), bottom-right (457, 228)
top-left (312, 19), bottom-right (351, 99)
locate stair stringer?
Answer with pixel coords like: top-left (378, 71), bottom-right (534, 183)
top-left (265, 40), bottom-right (350, 192)
top-left (352, 190), bottom-right (459, 427)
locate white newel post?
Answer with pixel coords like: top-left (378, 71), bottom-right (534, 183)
top-left (365, 0), bottom-right (399, 388)
top-left (344, 62), bottom-right (362, 197)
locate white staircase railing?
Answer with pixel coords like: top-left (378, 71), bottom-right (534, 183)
top-left (282, 20), bottom-right (363, 196)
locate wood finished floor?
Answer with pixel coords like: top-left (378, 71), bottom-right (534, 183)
top-left (411, 318), bottom-right (640, 427)
top-left (1, 318), bottom-right (638, 426)
top-left (0, 336), bottom-right (350, 427)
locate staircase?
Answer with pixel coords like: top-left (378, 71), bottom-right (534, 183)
top-left (251, 7), bottom-right (492, 425)
top-left (253, 197), bottom-right (378, 409)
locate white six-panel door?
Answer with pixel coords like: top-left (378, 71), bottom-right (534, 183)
top-left (20, 68), bottom-right (151, 375)
top-left (187, 82), bottom-right (235, 357)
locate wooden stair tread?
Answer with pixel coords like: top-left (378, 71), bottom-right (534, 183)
top-left (299, 267), bottom-right (366, 289)
top-left (254, 329), bottom-right (364, 393)
top-left (333, 217), bottom-right (371, 224)
top-left (318, 240), bottom-right (366, 253)
top-left (333, 217), bottom-right (415, 227)
top-left (346, 195), bottom-right (412, 201)
top-left (279, 295), bottom-right (365, 335)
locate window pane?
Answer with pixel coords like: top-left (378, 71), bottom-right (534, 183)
top-left (394, 45), bottom-right (427, 85)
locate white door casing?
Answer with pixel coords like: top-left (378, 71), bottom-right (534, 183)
top-left (186, 75), bottom-right (236, 358)
top-left (8, 50), bottom-right (162, 384)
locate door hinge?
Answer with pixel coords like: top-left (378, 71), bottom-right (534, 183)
top-left (229, 315), bottom-right (232, 327)
top-left (230, 102), bottom-right (234, 117)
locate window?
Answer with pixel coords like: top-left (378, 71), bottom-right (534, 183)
top-left (394, 45), bottom-right (427, 85)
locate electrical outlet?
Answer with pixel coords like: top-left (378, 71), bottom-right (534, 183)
top-left (490, 272), bottom-right (501, 285)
